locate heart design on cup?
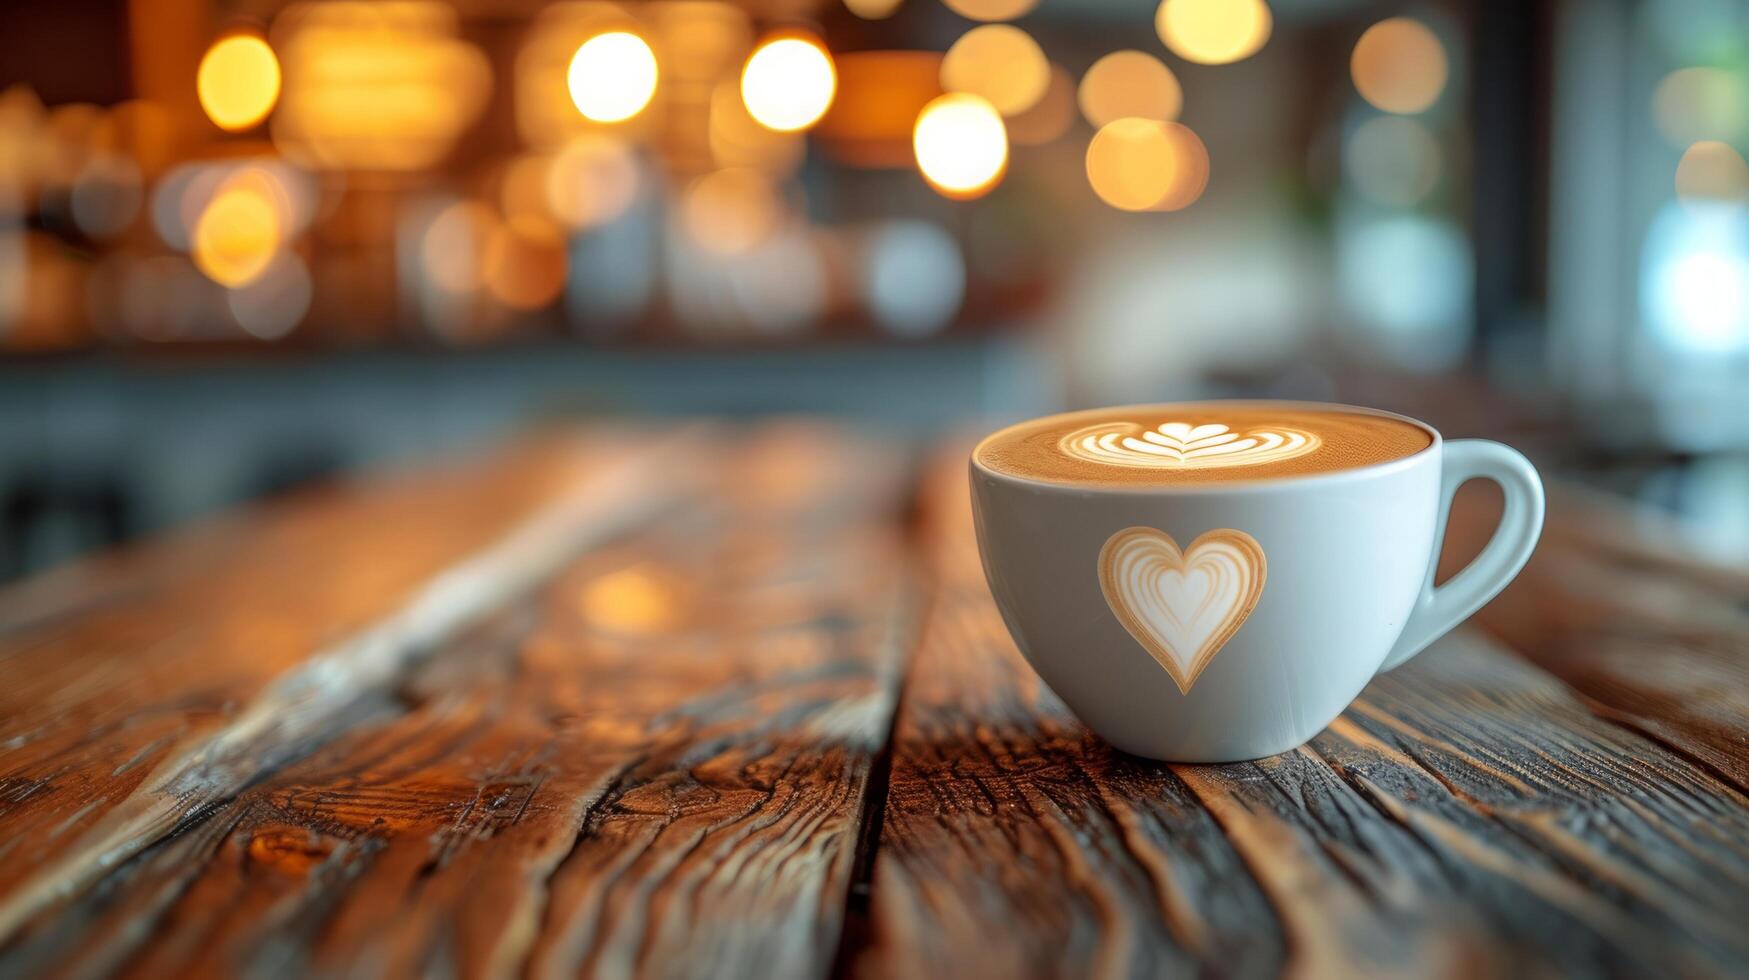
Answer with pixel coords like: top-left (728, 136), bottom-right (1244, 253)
top-left (1098, 527), bottom-right (1267, 694)
top-left (1060, 420), bottom-right (1320, 470)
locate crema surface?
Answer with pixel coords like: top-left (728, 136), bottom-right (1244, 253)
top-left (974, 403), bottom-right (1433, 486)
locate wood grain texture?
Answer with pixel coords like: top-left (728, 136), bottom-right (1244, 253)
top-left (0, 430), bottom-right (698, 943)
top-left (4, 421), bottom-right (1749, 980)
top-left (0, 423), bottom-right (914, 980)
top-left (852, 456), bottom-right (1749, 980)
top-left (1447, 483), bottom-right (1749, 794)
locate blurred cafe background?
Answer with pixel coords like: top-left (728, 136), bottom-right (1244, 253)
top-left (2, 0), bottom-right (1748, 581)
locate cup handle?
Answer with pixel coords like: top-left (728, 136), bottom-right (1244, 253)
top-left (1378, 439), bottom-right (1545, 673)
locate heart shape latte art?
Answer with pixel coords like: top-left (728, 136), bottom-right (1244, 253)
top-left (1098, 527), bottom-right (1266, 694)
top-left (1060, 421), bottom-right (1321, 470)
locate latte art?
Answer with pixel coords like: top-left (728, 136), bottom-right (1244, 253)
top-left (1099, 526), bottom-right (1266, 694)
top-left (974, 402), bottom-right (1434, 487)
top-left (1061, 421), bottom-right (1321, 470)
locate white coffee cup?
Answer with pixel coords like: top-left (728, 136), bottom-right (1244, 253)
top-left (970, 401), bottom-right (1544, 763)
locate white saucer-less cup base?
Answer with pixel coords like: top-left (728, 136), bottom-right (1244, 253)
top-left (970, 414), bottom-right (1544, 764)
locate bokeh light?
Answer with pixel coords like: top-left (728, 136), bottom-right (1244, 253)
top-left (191, 172), bottom-right (283, 287)
top-left (197, 35), bottom-right (281, 132)
top-left (1007, 66), bottom-right (1075, 146)
top-left (913, 93), bottom-right (1008, 199)
top-left (844, 0), bottom-right (905, 20)
top-left (942, 0), bottom-right (1038, 22)
top-left (546, 135), bottom-right (642, 228)
top-left (1642, 200), bottom-right (1749, 354)
top-left (1676, 140), bottom-right (1749, 202)
top-left (941, 26), bottom-right (1049, 118)
top-left (1153, 125), bottom-right (1209, 210)
top-left (70, 156), bottom-right (144, 238)
top-left (1344, 116), bottom-right (1441, 207)
top-left (681, 168), bottom-right (781, 255)
top-left (228, 253), bottom-right (311, 339)
top-left (1156, 0), bottom-right (1271, 66)
top-left (568, 31), bottom-right (659, 123)
top-left (1086, 119), bottom-right (1168, 211)
top-left (271, 1), bottom-right (492, 171)
top-left (1078, 51), bottom-right (1181, 129)
top-left (153, 161), bottom-right (312, 254)
top-left (579, 566), bottom-right (682, 636)
top-left (484, 218), bottom-right (568, 309)
top-left (865, 221), bottom-right (964, 337)
top-left (1351, 18), bottom-right (1448, 115)
top-left (1653, 68), bottom-right (1748, 148)
top-left (421, 200), bottom-right (495, 295)
top-left (1085, 118), bottom-right (1208, 212)
top-left (741, 36), bottom-right (837, 133)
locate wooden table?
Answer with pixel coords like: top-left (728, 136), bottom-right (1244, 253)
top-left (1, 423), bottom-right (1745, 978)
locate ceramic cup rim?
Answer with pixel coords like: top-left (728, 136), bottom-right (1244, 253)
top-left (970, 399), bottom-right (1443, 497)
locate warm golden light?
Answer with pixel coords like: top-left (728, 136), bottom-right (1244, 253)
top-left (913, 93), bottom-right (1008, 199)
top-left (1156, 0), bottom-right (1272, 66)
top-left (568, 31), bottom-right (659, 123)
top-left (1154, 123), bottom-right (1209, 211)
top-left (516, 3), bottom-right (665, 146)
top-left (197, 35), bottom-right (281, 132)
top-left (547, 135), bottom-right (642, 227)
top-left (681, 168), bottom-right (781, 254)
top-left (1676, 140), bottom-right (1749, 202)
top-left (1008, 66), bottom-right (1075, 146)
top-left (1086, 118), bottom-right (1172, 212)
top-left (943, 0), bottom-right (1038, 22)
top-left (271, 2), bottom-right (492, 171)
top-left (1078, 50), bottom-right (1181, 128)
top-left (192, 172), bottom-right (283, 287)
top-left (741, 36), bottom-right (837, 132)
top-left (1085, 118), bottom-right (1208, 212)
top-left (156, 160), bottom-right (310, 253)
top-left (940, 25), bottom-right (1049, 118)
top-left (579, 566), bottom-right (682, 636)
top-left (1350, 18), bottom-right (1447, 115)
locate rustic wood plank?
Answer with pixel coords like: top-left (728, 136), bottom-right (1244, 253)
top-left (0, 422), bottom-right (915, 980)
top-left (1447, 483), bottom-right (1749, 793)
top-left (853, 454), bottom-right (1749, 979)
top-left (0, 428), bottom-right (702, 943)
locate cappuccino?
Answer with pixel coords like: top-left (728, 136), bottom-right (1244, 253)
top-left (969, 400), bottom-right (1543, 761)
top-left (975, 403), bottom-right (1433, 487)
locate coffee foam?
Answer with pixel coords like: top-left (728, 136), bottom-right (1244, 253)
top-left (975, 403), bottom-right (1433, 486)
